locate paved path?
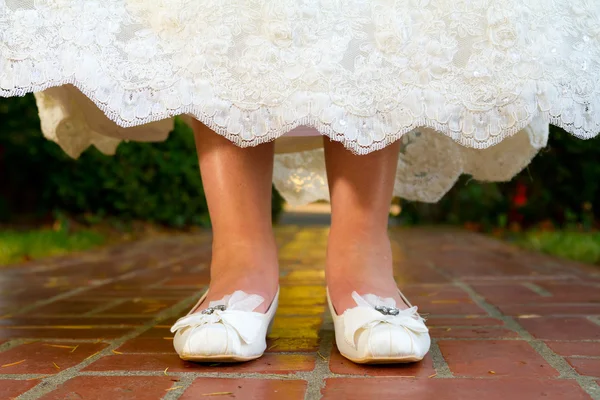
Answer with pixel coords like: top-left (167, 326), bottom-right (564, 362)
top-left (0, 227), bottom-right (599, 399)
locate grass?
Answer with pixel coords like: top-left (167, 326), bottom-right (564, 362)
top-left (0, 228), bottom-right (106, 266)
top-left (514, 230), bottom-right (600, 265)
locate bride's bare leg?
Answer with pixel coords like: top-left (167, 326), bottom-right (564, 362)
top-left (192, 120), bottom-right (278, 313)
top-left (323, 139), bottom-right (405, 314)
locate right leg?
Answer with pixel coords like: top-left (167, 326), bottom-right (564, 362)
top-left (193, 120), bottom-right (278, 313)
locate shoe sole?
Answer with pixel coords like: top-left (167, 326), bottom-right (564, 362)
top-left (180, 354), bottom-right (262, 363)
top-left (342, 354), bottom-right (424, 364)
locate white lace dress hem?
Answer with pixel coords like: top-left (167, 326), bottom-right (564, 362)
top-left (1, 0), bottom-right (599, 204)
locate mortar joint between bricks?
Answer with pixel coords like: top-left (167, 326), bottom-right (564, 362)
top-left (14, 293), bottom-right (200, 400)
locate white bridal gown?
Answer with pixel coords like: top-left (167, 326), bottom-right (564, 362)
top-left (1, 1), bottom-right (599, 205)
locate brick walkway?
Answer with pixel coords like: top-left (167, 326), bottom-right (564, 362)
top-left (1, 227), bottom-right (599, 399)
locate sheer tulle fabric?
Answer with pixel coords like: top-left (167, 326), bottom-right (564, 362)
top-left (1, 1), bottom-right (598, 204)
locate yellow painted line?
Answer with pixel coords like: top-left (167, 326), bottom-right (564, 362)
top-left (43, 344), bottom-right (78, 350)
top-left (2, 359), bottom-right (26, 368)
top-left (84, 351), bottom-right (102, 360)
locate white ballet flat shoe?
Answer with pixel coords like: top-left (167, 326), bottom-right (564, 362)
top-left (327, 288), bottom-right (430, 364)
top-left (170, 287), bottom-right (279, 362)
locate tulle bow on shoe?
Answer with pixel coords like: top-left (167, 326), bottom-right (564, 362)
top-left (342, 291), bottom-right (429, 349)
top-left (170, 291), bottom-right (265, 344)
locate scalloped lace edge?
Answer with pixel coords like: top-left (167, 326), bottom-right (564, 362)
top-left (3, 78), bottom-right (599, 156)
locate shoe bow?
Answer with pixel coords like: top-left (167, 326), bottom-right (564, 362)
top-left (343, 291), bottom-right (428, 349)
top-left (170, 291), bottom-right (265, 344)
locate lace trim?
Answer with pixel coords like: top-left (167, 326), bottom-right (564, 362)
top-left (3, 80), bottom-right (598, 155)
top-left (273, 123), bottom-right (545, 205)
top-left (1, 0), bottom-right (599, 154)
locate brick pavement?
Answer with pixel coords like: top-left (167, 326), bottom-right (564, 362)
top-left (0, 227), bottom-right (599, 399)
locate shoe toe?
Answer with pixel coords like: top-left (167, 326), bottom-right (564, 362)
top-left (174, 324), bottom-right (240, 357)
top-left (356, 324), bottom-right (430, 359)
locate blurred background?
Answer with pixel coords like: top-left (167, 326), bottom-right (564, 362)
top-left (1, 94), bottom-right (599, 266)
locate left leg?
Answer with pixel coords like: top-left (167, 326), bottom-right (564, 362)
top-left (323, 139), bottom-right (404, 314)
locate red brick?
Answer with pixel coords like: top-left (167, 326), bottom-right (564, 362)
top-left (545, 341), bottom-right (600, 357)
top-left (474, 282), bottom-right (600, 310)
top-left (430, 327), bottom-right (518, 339)
top-left (39, 376), bottom-right (177, 400)
top-left (392, 266), bottom-right (450, 283)
top-left (0, 327), bottom-right (131, 340)
top-left (0, 380), bottom-right (39, 399)
top-left (160, 274), bottom-right (210, 287)
top-left (32, 299), bottom-right (108, 315)
top-left (157, 316), bottom-right (179, 325)
top-left (84, 353), bottom-right (315, 374)
top-left (499, 304), bottom-right (600, 316)
top-left (0, 316), bottom-right (151, 327)
top-left (418, 302), bottom-right (488, 315)
top-left (2, 288), bottom-right (72, 302)
top-left (426, 317), bottom-right (504, 327)
top-left (0, 342), bottom-right (107, 374)
top-left (402, 286), bottom-right (471, 301)
top-left (117, 337), bottom-right (175, 354)
top-left (321, 378), bottom-right (592, 400)
top-left (519, 317), bottom-right (600, 340)
top-left (538, 283), bottom-right (600, 303)
top-left (180, 378), bottom-right (307, 400)
top-left (438, 340), bottom-right (558, 377)
top-left (97, 298), bottom-right (179, 315)
top-left (433, 254), bottom-right (539, 278)
top-left (134, 327), bottom-right (172, 338)
top-left (470, 284), bottom-right (545, 305)
top-left (84, 287), bottom-right (194, 300)
top-left (399, 286), bottom-right (487, 315)
top-left (328, 346), bottom-right (434, 376)
top-left (567, 358), bottom-right (600, 377)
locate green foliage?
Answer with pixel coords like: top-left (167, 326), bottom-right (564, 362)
top-left (2, 94), bottom-right (597, 230)
top-left (0, 227), bottom-right (106, 265)
top-left (397, 126), bottom-right (600, 231)
top-left (0, 95), bottom-right (284, 226)
top-left (514, 231), bottom-right (600, 265)
top-left (47, 118), bottom-right (212, 227)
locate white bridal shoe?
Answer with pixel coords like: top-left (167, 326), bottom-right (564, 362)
top-left (327, 288), bottom-right (430, 364)
top-left (170, 288), bottom-right (279, 362)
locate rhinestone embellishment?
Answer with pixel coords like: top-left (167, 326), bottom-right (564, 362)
top-left (374, 305), bottom-right (400, 316)
top-left (200, 305), bottom-right (226, 315)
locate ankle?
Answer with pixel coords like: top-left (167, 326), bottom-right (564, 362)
top-left (210, 237), bottom-right (278, 278)
top-left (325, 227), bottom-right (401, 313)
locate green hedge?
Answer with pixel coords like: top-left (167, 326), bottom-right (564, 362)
top-left (0, 95), bottom-right (283, 227)
top-left (1, 94), bottom-right (598, 230)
